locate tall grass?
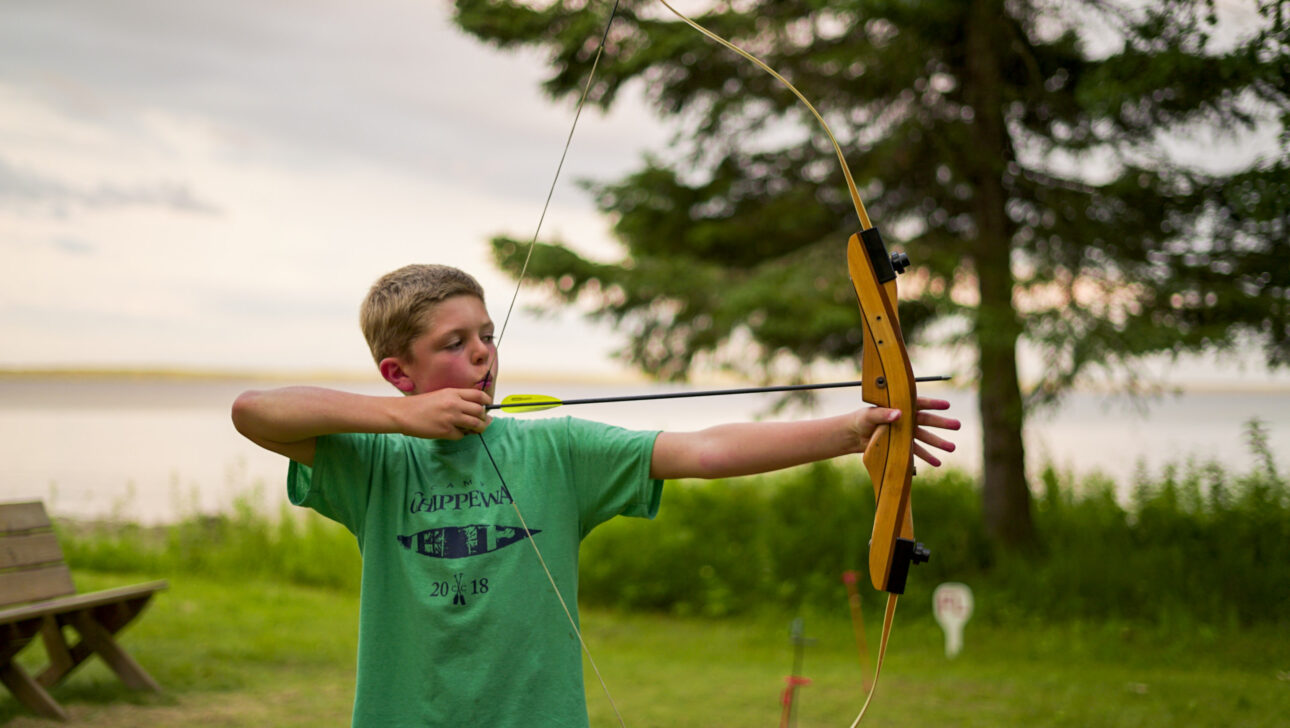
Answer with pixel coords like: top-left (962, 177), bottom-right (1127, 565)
top-left (1016, 418), bottom-right (1288, 626)
top-left (58, 494), bottom-right (362, 592)
top-left (57, 421), bottom-right (1287, 627)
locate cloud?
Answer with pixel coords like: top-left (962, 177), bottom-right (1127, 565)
top-left (0, 0), bottom-right (668, 205)
top-left (0, 0), bottom-right (662, 373)
top-left (0, 156), bottom-right (221, 216)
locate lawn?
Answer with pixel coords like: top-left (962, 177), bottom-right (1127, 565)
top-left (3, 572), bottom-right (1286, 727)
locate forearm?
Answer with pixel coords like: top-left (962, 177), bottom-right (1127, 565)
top-left (651, 415), bottom-right (861, 480)
top-left (231, 386), bottom-right (403, 446)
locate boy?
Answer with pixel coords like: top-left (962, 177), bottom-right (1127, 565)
top-left (232, 263), bottom-right (958, 727)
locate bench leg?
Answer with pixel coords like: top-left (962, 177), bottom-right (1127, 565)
top-left (39, 617), bottom-right (75, 683)
top-left (37, 597), bottom-right (161, 694)
top-left (66, 611), bottom-right (160, 692)
top-left (0, 660), bottom-right (69, 721)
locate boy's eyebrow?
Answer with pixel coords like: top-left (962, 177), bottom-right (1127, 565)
top-left (430, 319), bottom-right (495, 342)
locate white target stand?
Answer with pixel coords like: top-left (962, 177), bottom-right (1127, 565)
top-left (932, 582), bottom-right (974, 659)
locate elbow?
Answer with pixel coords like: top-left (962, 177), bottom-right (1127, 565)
top-left (691, 452), bottom-right (732, 480)
top-left (230, 390), bottom-right (264, 437)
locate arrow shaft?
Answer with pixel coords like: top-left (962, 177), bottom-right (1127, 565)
top-left (487, 376), bottom-right (951, 411)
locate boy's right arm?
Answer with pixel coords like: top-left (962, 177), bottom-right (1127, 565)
top-left (231, 386), bottom-right (492, 466)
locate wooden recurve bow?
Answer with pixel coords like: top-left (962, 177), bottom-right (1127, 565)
top-left (653, 2), bottom-right (930, 724)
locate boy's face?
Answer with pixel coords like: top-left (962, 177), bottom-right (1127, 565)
top-left (390, 294), bottom-right (497, 398)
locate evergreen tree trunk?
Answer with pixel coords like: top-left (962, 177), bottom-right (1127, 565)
top-left (965, 0), bottom-right (1035, 546)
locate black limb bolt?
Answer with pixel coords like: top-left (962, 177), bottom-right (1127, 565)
top-left (885, 538), bottom-right (931, 595)
top-left (890, 251), bottom-right (910, 274)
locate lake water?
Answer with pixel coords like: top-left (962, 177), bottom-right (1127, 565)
top-left (2, 374), bottom-right (1287, 523)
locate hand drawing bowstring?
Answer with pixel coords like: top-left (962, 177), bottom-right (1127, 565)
top-left (476, 2), bottom-right (888, 726)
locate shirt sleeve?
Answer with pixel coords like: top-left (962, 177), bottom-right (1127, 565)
top-left (560, 417), bottom-right (663, 536)
top-left (287, 432), bottom-right (384, 539)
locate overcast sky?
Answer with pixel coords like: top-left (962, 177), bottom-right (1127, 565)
top-left (1, 0), bottom-right (677, 376)
top-left (2, 0), bottom-right (1286, 388)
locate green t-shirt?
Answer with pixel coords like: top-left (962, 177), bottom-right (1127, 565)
top-left (287, 416), bottom-right (662, 727)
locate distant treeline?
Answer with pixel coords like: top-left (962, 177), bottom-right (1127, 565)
top-left (60, 421), bottom-right (1287, 626)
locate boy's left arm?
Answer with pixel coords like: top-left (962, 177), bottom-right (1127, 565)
top-left (650, 397), bottom-right (959, 481)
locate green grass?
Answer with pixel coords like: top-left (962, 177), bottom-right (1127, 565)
top-left (4, 572), bottom-right (1286, 727)
top-left (587, 609), bottom-right (1289, 728)
top-left (2, 572), bottom-right (357, 727)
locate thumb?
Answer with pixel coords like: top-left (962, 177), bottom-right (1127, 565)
top-left (868, 407), bottom-right (900, 424)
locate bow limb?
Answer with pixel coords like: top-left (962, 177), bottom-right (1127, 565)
top-left (654, 0), bottom-right (873, 229)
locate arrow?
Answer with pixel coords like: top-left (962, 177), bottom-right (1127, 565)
top-left (488, 376), bottom-right (952, 413)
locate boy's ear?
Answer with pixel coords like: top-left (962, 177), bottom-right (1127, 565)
top-left (379, 357), bottom-right (416, 394)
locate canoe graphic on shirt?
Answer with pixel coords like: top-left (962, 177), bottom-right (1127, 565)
top-left (396, 524), bottom-right (541, 559)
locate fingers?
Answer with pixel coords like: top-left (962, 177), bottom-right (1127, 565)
top-left (860, 397), bottom-right (959, 467)
top-left (447, 414), bottom-right (490, 438)
top-left (913, 441), bottom-right (943, 468)
top-left (469, 391), bottom-right (493, 433)
top-left (457, 387), bottom-right (493, 406)
top-left (454, 397), bottom-right (492, 436)
top-left (913, 397), bottom-right (960, 438)
top-left (864, 407), bottom-right (902, 426)
top-left (866, 399), bottom-right (960, 433)
top-left (914, 425), bottom-right (955, 457)
top-left (914, 397), bottom-right (960, 424)
top-left (409, 388), bottom-right (493, 440)
top-left (914, 396), bottom-right (951, 410)
top-left (917, 412), bottom-right (961, 431)
top-left (912, 397), bottom-right (958, 463)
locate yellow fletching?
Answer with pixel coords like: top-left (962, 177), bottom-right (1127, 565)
top-left (498, 394), bottom-right (563, 413)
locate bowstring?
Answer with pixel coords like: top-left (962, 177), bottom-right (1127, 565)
top-left (480, 1), bottom-right (627, 725)
top-left (653, 0), bottom-right (872, 231)
top-left (478, 435), bottom-right (626, 727)
top-left (495, 0), bottom-right (625, 349)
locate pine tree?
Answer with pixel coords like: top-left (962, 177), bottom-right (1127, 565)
top-left (453, 0), bottom-right (1289, 546)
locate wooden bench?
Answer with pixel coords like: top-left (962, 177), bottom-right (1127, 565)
top-left (0, 501), bottom-right (167, 720)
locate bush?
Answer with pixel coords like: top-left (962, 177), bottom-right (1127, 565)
top-left (56, 421), bottom-right (1288, 627)
top-left (582, 419), bottom-right (1287, 625)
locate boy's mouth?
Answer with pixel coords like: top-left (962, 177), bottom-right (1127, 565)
top-left (478, 372), bottom-right (492, 391)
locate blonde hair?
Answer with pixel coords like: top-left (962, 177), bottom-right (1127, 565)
top-left (360, 264), bottom-right (486, 363)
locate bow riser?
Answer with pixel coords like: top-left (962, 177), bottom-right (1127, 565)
top-left (861, 267), bottom-right (916, 546)
top-left (846, 231), bottom-right (918, 594)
